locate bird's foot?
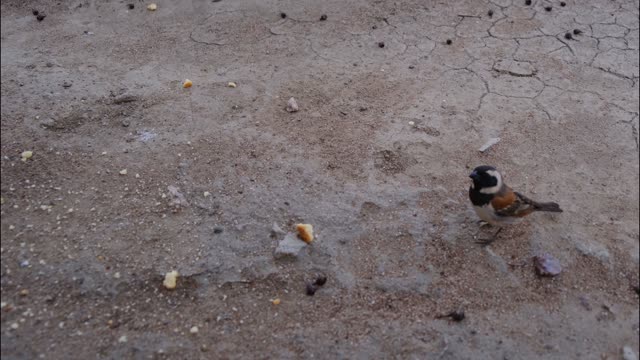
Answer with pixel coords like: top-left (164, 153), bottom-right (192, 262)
top-left (474, 227), bottom-right (503, 246)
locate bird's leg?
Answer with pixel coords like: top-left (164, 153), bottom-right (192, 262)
top-left (475, 227), bottom-right (503, 246)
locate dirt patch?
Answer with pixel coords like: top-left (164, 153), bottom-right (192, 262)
top-left (1, 0), bottom-right (638, 359)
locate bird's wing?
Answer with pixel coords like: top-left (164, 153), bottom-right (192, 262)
top-left (491, 189), bottom-right (535, 218)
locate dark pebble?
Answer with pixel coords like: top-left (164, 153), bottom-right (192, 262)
top-left (305, 283), bottom-right (317, 296)
top-left (280, 12), bottom-right (287, 19)
top-left (121, 120), bottom-right (130, 127)
top-left (564, 32), bottom-right (573, 40)
top-left (213, 227), bottom-right (224, 234)
top-left (573, 29), bottom-right (582, 35)
top-left (32, 10), bottom-right (39, 16)
top-left (560, 1), bottom-right (566, 6)
top-left (408, 65), bottom-right (415, 69)
top-left (378, 41), bottom-right (385, 48)
top-left (320, 14), bottom-right (327, 21)
top-left (545, 6), bottom-right (552, 11)
top-left (445, 39), bottom-right (452, 45)
top-left (36, 14), bottom-right (46, 21)
top-left (314, 275), bottom-right (327, 287)
top-left (359, 107), bottom-right (368, 111)
top-left (127, 4), bottom-right (135, 9)
top-left (525, 0), bottom-right (532, 5)
top-left (488, 10), bottom-right (494, 17)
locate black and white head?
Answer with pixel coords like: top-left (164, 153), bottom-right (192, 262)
top-left (469, 165), bottom-right (503, 194)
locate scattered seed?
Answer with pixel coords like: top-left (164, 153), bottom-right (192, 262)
top-left (280, 12), bottom-right (287, 19)
top-left (573, 29), bottom-right (582, 35)
top-left (271, 298), bottom-right (281, 305)
top-left (564, 32), bottom-right (573, 40)
top-left (36, 14), bottom-right (46, 21)
top-left (449, 310), bottom-right (465, 321)
top-left (378, 41), bottom-right (385, 48)
top-left (189, 326), bottom-right (199, 334)
top-left (183, 79), bottom-right (193, 88)
top-left (305, 283), bottom-right (317, 296)
top-left (525, 0), bottom-right (532, 5)
top-left (560, 1), bottom-right (566, 6)
top-left (32, 10), bottom-right (39, 16)
top-left (488, 10), bottom-right (494, 17)
top-left (320, 14), bottom-right (327, 21)
top-left (314, 275), bottom-right (327, 286)
top-left (119, 169), bottom-right (127, 175)
top-left (127, 4), bottom-right (134, 9)
top-left (227, 82), bottom-right (237, 88)
top-left (544, 6), bottom-right (552, 11)
top-left (446, 39), bottom-right (452, 45)
top-left (147, 3), bottom-right (157, 11)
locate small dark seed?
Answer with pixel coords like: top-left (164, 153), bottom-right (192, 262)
top-left (525, 0), bottom-right (532, 5)
top-left (446, 39), bottom-right (452, 45)
top-left (545, 6), bottom-right (552, 11)
top-left (573, 29), bottom-right (582, 35)
top-left (564, 32), bottom-right (572, 40)
top-left (36, 14), bottom-right (46, 21)
top-left (213, 227), bottom-right (224, 234)
top-left (560, 1), bottom-right (566, 6)
top-left (32, 10), bottom-right (39, 16)
top-left (408, 65), bottom-right (415, 69)
top-left (450, 310), bottom-right (465, 321)
top-left (320, 14), bottom-right (327, 21)
top-left (305, 283), bottom-right (317, 296)
top-left (378, 41), bottom-right (385, 48)
top-left (488, 10), bottom-right (494, 17)
top-left (280, 12), bottom-right (287, 19)
top-left (314, 275), bottom-right (327, 287)
top-left (127, 4), bottom-right (134, 9)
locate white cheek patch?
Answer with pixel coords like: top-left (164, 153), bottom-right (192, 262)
top-left (479, 170), bottom-right (503, 194)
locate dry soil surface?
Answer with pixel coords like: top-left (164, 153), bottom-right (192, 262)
top-left (1, 0), bottom-right (639, 359)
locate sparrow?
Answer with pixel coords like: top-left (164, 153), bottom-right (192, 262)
top-left (468, 165), bottom-right (562, 244)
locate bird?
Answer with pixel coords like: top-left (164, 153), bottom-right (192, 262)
top-left (468, 165), bottom-right (562, 244)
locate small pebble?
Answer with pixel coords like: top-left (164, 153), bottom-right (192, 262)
top-left (320, 14), bottom-right (327, 21)
top-left (271, 298), bottom-right (281, 305)
top-left (11, 323), bottom-right (19, 330)
top-left (203, 191), bottom-right (211, 197)
top-left (445, 39), bottom-right (452, 45)
top-left (19, 289), bottom-right (29, 296)
top-left (189, 326), bottom-right (199, 334)
top-left (147, 3), bottom-right (157, 11)
top-left (119, 169), bottom-right (128, 175)
top-left (118, 335), bottom-right (128, 343)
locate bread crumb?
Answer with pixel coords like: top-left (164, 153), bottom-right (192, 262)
top-left (296, 224), bottom-right (314, 243)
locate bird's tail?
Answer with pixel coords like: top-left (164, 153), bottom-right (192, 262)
top-left (533, 201), bottom-right (563, 213)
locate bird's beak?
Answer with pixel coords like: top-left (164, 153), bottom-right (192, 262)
top-left (469, 170), bottom-right (478, 179)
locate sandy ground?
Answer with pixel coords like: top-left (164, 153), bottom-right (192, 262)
top-left (1, 0), bottom-right (639, 359)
